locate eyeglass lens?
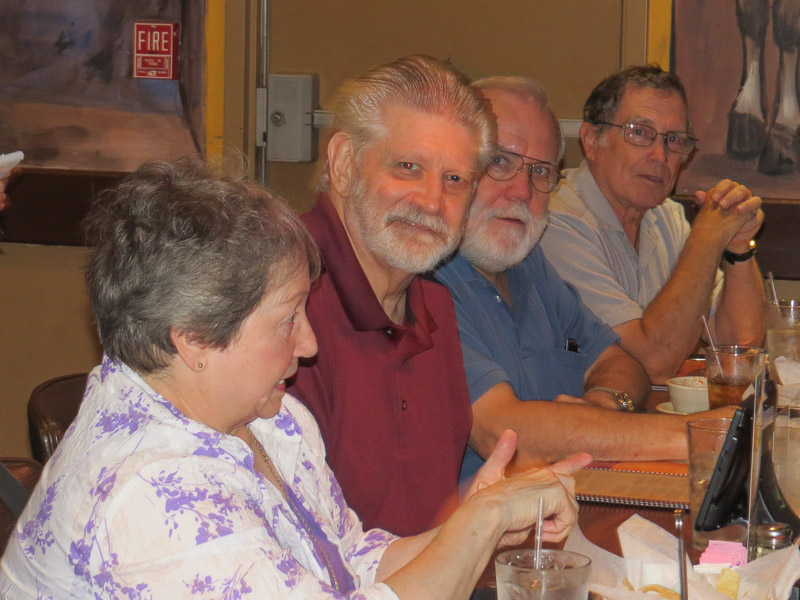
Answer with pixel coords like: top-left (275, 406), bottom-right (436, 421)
top-left (622, 123), bottom-right (696, 153)
top-left (486, 151), bottom-right (560, 193)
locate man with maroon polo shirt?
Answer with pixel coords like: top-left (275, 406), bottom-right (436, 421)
top-left (289, 55), bottom-right (494, 536)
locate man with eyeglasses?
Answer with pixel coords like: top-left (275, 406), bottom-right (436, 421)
top-left (434, 76), bottom-right (715, 479)
top-left (541, 64), bottom-right (765, 384)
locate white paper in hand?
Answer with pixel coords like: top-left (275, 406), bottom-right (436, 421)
top-left (0, 151), bottom-right (24, 178)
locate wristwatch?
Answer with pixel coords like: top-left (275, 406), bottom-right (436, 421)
top-left (722, 240), bottom-right (757, 264)
top-left (587, 386), bottom-right (636, 412)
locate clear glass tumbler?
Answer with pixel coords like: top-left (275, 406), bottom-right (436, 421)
top-left (495, 549), bottom-right (590, 600)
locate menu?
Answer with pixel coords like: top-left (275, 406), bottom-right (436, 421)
top-left (574, 461), bottom-right (689, 509)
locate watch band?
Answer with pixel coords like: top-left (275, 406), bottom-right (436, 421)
top-left (587, 386), bottom-right (636, 412)
top-left (722, 241), bottom-right (757, 264)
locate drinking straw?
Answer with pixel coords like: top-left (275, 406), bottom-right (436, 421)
top-left (702, 315), bottom-right (716, 351)
top-left (767, 271), bottom-right (779, 305)
top-left (702, 315), bottom-right (724, 374)
top-left (534, 496), bottom-right (544, 570)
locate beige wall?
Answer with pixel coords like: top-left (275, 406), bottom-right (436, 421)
top-left (0, 243), bottom-right (101, 456)
top-left (265, 0), bottom-right (635, 211)
top-left (0, 1), bottom-right (646, 457)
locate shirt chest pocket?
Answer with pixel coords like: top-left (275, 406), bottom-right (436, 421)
top-left (518, 346), bottom-right (589, 399)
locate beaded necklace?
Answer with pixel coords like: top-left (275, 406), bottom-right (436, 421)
top-left (246, 426), bottom-right (342, 592)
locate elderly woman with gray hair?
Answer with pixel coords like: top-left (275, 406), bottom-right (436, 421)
top-left (0, 157), bottom-right (587, 599)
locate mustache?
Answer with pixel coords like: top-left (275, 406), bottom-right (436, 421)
top-left (474, 203), bottom-right (533, 225)
top-left (383, 204), bottom-right (450, 236)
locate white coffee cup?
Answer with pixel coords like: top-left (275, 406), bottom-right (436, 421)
top-left (667, 376), bottom-right (709, 413)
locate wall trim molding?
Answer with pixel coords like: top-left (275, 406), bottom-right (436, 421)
top-left (560, 119), bottom-right (582, 138)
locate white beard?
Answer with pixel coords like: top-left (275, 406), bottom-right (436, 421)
top-left (460, 203), bottom-right (548, 273)
top-left (347, 179), bottom-right (463, 274)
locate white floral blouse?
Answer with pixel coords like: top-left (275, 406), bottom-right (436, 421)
top-left (0, 358), bottom-right (398, 599)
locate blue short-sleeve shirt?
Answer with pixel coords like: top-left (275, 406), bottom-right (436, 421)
top-left (435, 247), bottom-right (619, 480)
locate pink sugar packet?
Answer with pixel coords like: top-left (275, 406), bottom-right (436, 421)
top-left (699, 540), bottom-right (748, 566)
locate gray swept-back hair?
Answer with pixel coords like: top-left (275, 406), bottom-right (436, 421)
top-left (85, 156), bottom-right (320, 373)
top-left (319, 54), bottom-right (494, 189)
top-left (583, 63), bottom-right (691, 131)
top-left (473, 75), bottom-right (565, 162)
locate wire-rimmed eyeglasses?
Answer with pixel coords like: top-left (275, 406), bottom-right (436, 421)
top-left (595, 121), bottom-right (698, 154)
top-left (485, 149), bottom-right (562, 193)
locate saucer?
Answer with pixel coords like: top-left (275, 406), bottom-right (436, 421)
top-left (655, 401), bottom-right (689, 415)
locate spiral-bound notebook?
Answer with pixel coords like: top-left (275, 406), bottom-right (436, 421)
top-left (574, 461), bottom-right (690, 509)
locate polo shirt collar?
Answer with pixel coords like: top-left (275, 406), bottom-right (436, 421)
top-left (449, 252), bottom-right (527, 309)
top-left (577, 160), bottom-right (659, 242)
top-left (305, 193), bottom-right (438, 335)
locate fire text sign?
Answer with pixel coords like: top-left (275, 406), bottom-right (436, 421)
top-left (133, 22), bottom-right (179, 80)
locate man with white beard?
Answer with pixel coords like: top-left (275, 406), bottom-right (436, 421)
top-left (436, 77), bottom-right (724, 481)
top-left (291, 55), bottom-right (493, 536)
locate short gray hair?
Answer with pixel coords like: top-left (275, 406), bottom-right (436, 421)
top-left (473, 75), bottom-right (565, 162)
top-left (85, 156), bottom-right (320, 374)
top-left (320, 54), bottom-right (494, 189)
top-left (583, 64), bottom-right (691, 131)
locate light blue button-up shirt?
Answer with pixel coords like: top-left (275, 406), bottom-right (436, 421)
top-left (435, 247), bottom-right (619, 481)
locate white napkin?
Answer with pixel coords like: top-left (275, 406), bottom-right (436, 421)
top-left (737, 544), bottom-right (800, 599)
top-left (0, 150), bottom-right (23, 178)
top-left (564, 514), bottom-right (800, 599)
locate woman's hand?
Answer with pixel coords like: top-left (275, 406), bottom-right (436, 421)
top-left (462, 429), bottom-right (519, 500)
top-left (379, 435), bottom-right (590, 599)
top-left (464, 430), bottom-right (591, 547)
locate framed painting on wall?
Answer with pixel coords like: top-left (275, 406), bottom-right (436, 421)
top-left (671, 0), bottom-right (800, 200)
top-left (642, 0), bottom-right (800, 278)
top-left (0, 0), bottom-right (230, 246)
top-left (0, 0), bottom-right (205, 174)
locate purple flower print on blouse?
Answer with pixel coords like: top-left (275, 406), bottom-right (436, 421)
top-left (328, 478), bottom-right (350, 537)
top-left (18, 479), bottom-right (62, 557)
top-left (219, 564), bottom-right (254, 600)
top-left (69, 531), bottom-right (150, 599)
top-left (192, 430), bottom-right (228, 460)
top-left (188, 573), bottom-right (216, 594)
top-left (99, 357), bottom-right (120, 382)
top-left (90, 466), bottom-right (118, 502)
top-left (349, 529), bottom-right (395, 561)
top-left (92, 567), bottom-right (149, 600)
top-left (274, 412), bottom-right (302, 437)
top-left (276, 553), bottom-right (303, 589)
top-left (185, 565), bottom-right (255, 599)
top-left (119, 582), bottom-right (150, 599)
top-left (146, 469), bottom-right (238, 544)
top-left (68, 538), bottom-right (91, 581)
top-left (94, 401), bottom-right (148, 439)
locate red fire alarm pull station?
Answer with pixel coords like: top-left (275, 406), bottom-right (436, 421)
top-left (133, 22), bottom-right (180, 80)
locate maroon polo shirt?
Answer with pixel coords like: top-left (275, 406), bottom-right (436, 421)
top-left (291, 193), bottom-right (472, 536)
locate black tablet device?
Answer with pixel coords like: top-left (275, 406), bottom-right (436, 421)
top-left (694, 380), bottom-right (800, 535)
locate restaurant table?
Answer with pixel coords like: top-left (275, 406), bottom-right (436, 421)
top-left (473, 380), bottom-right (701, 593)
top-left (474, 500), bottom-right (698, 591)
